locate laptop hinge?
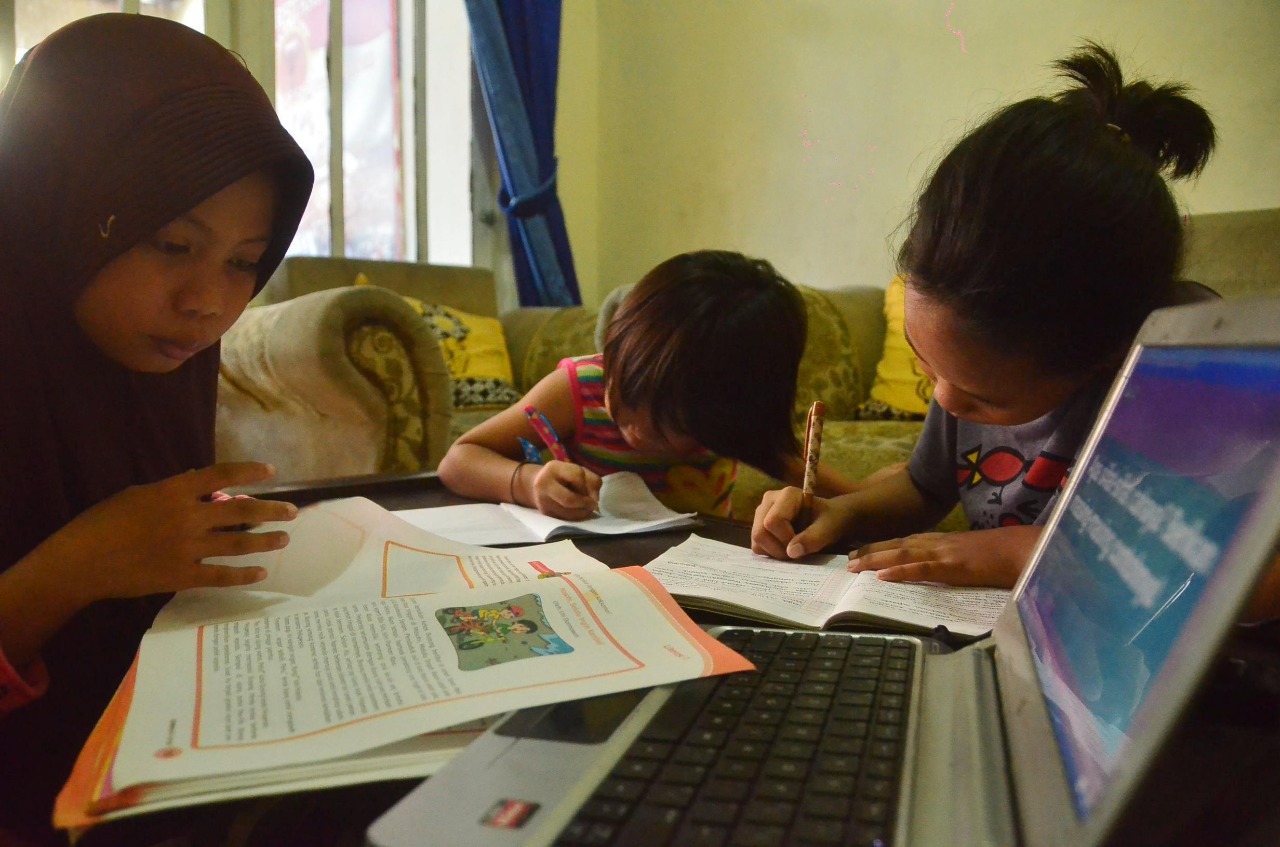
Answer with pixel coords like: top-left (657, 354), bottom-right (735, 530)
top-left (908, 641), bottom-right (1018, 847)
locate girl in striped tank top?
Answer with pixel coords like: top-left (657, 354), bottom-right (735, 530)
top-left (440, 250), bottom-right (856, 520)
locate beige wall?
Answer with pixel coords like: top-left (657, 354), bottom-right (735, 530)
top-left (556, 1), bottom-right (1280, 307)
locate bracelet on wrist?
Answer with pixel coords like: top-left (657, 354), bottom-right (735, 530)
top-left (509, 461), bottom-right (530, 505)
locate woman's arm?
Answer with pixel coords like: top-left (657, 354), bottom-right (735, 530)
top-left (0, 462), bottom-right (294, 673)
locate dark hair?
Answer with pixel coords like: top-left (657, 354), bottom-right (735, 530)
top-left (898, 41), bottom-right (1216, 375)
top-left (603, 250), bottom-right (807, 477)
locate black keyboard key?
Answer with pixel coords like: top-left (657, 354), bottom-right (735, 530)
top-left (816, 753), bottom-right (860, 775)
top-left (613, 805), bottom-right (679, 847)
top-left (689, 800), bottom-right (739, 826)
top-left (659, 762), bottom-right (707, 785)
top-left (742, 800), bottom-right (796, 827)
top-left (580, 798), bottom-right (631, 823)
top-left (791, 816), bottom-right (846, 844)
top-left (730, 822), bottom-right (787, 847)
top-left (674, 821), bottom-right (730, 847)
top-left (700, 778), bottom-right (751, 803)
top-left (749, 630), bottom-right (786, 651)
top-left (801, 794), bottom-right (848, 819)
top-left (753, 777), bottom-right (803, 802)
top-left (613, 758), bottom-right (660, 780)
top-left (762, 758), bottom-right (806, 780)
top-left (596, 778), bottom-right (646, 802)
top-left (647, 783), bottom-right (695, 807)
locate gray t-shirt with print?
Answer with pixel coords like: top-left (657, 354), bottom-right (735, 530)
top-left (907, 380), bottom-right (1110, 529)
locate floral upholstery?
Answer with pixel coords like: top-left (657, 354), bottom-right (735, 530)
top-left (347, 323), bottom-right (430, 473)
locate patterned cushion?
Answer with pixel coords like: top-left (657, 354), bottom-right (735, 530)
top-left (867, 276), bottom-right (932, 416)
top-left (794, 286), bottom-right (863, 425)
top-left (408, 299), bottom-right (521, 411)
top-left (347, 323), bottom-right (429, 472)
top-left (520, 306), bottom-right (600, 389)
top-left (853, 397), bottom-right (926, 422)
top-left (353, 272), bottom-right (522, 411)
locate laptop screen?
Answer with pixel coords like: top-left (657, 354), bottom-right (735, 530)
top-left (1017, 345), bottom-right (1280, 819)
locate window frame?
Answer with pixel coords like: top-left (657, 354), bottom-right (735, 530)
top-left (0, 0), bottom-right (495, 268)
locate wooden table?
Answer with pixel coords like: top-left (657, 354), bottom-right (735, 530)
top-left (82, 472), bottom-right (1280, 846)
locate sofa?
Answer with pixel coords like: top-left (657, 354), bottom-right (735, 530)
top-left (216, 207), bottom-right (1280, 521)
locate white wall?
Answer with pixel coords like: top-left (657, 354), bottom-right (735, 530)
top-left (557, 1), bottom-right (1280, 307)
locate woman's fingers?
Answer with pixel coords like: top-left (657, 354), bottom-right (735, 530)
top-left (184, 562), bottom-right (269, 589)
top-left (209, 496), bottom-right (298, 529)
top-left (199, 528), bottom-right (291, 560)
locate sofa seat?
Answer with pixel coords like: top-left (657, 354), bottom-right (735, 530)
top-left (216, 207), bottom-right (1280, 524)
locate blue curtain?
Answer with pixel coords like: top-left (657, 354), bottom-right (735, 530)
top-left (465, 0), bottom-right (581, 307)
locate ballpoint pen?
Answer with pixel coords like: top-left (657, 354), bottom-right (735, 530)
top-left (524, 405), bottom-right (572, 463)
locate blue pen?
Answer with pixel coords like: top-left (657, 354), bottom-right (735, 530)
top-left (524, 405), bottom-right (572, 463)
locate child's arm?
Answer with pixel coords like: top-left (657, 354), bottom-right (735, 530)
top-left (752, 462), bottom-right (952, 560)
top-left (0, 462), bottom-right (295, 674)
top-left (847, 525), bottom-right (1042, 589)
top-left (437, 369), bottom-right (602, 520)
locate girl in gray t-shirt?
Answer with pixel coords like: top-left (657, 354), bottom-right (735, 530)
top-left (751, 41), bottom-right (1217, 589)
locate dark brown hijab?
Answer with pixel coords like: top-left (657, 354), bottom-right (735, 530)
top-left (0, 14), bottom-right (312, 840)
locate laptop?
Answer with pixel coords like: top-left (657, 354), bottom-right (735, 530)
top-left (368, 296), bottom-right (1280, 847)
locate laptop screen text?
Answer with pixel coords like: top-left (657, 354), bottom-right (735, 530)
top-left (1017, 346), bottom-right (1280, 818)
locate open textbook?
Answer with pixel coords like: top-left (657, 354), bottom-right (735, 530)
top-left (394, 471), bottom-right (698, 545)
top-left (646, 535), bottom-right (1011, 638)
top-left (55, 498), bottom-right (750, 829)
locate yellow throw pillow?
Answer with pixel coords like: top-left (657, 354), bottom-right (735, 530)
top-left (355, 273), bottom-right (521, 410)
top-left (866, 275), bottom-right (932, 417)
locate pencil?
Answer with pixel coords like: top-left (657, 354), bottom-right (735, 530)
top-left (799, 400), bottom-right (825, 524)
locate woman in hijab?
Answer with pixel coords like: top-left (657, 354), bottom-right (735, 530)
top-left (0, 14), bottom-right (313, 842)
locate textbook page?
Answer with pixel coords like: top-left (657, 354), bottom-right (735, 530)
top-left (645, 535), bottom-right (1010, 636)
top-left (108, 564), bottom-right (751, 790)
top-left (394, 472), bottom-right (697, 545)
top-left (57, 660), bottom-right (496, 828)
top-left (154, 497), bottom-right (606, 628)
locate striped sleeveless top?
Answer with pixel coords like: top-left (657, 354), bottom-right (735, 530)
top-left (560, 354), bottom-right (737, 518)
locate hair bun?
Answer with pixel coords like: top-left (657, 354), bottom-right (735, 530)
top-left (1054, 40), bottom-right (1216, 179)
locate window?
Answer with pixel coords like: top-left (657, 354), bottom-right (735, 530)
top-left (1, 0), bottom-right (477, 264)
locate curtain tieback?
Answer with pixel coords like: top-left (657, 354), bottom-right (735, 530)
top-left (500, 164), bottom-right (558, 218)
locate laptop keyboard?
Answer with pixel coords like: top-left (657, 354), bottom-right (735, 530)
top-left (552, 628), bottom-right (917, 847)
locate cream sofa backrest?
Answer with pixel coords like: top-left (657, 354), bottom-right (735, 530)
top-left (258, 256), bottom-right (499, 316)
top-left (1182, 208), bottom-right (1280, 300)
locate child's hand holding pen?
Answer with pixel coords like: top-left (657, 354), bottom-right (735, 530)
top-left (517, 405), bottom-right (602, 520)
top-left (752, 401), bottom-right (845, 559)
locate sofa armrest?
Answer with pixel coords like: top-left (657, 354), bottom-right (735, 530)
top-left (216, 286), bottom-right (452, 484)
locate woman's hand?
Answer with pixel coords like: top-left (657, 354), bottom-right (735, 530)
top-left (527, 461), bottom-right (602, 521)
top-left (847, 525), bottom-right (1042, 588)
top-left (751, 486), bottom-right (855, 560)
top-left (47, 462), bottom-right (297, 605)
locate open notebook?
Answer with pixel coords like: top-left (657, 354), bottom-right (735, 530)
top-left (395, 471), bottom-right (697, 545)
top-left (371, 295), bottom-right (1280, 847)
